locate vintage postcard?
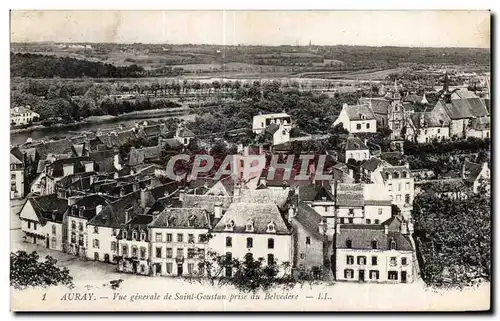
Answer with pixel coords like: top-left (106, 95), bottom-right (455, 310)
top-left (9, 10), bottom-right (491, 312)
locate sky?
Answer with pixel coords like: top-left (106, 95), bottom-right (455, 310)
top-left (10, 10), bottom-right (491, 48)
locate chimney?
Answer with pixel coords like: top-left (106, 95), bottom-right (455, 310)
top-left (384, 224), bottom-right (389, 235)
top-left (51, 211), bottom-right (57, 222)
top-left (96, 204), bottom-right (103, 216)
top-left (140, 188), bottom-right (148, 208)
top-left (335, 223), bottom-right (341, 235)
top-left (214, 202), bottom-right (223, 219)
top-left (114, 154), bottom-right (123, 171)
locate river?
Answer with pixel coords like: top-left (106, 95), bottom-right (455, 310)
top-left (10, 111), bottom-right (196, 146)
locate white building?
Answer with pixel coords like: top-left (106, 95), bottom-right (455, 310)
top-left (252, 112), bottom-right (292, 134)
top-left (335, 223), bottom-right (414, 283)
top-left (210, 202), bottom-right (293, 276)
top-left (174, 123), bottom-right (195, 146)
top-left (10, 106), bottom-right (40, 126)
top-left (333, 104), bottom-right (377, 133)
top-left (10, 149), bottom-right (25, 199)
top-left (19, 194), bottom-right (68, 251)
top-left (373, 164), bottom-right (414, 213)
top-left (409, 112), bottom-right (450, 143)
top-left (149, 207), bottom-right (211, 277)
top-left (117, 215), bottom-right (154, 275)
top-left (342, 136), bottom-right (370, 163)
top-left (462, 160), bottom-right (490, 194)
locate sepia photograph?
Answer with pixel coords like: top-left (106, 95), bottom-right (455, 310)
top-left (8, 9), bottom-right (491, 312)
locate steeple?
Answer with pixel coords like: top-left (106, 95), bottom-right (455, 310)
top-left (443, 70), bottom-right (450, 93)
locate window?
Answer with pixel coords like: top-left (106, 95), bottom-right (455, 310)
top-left (51, 237), bottom-right (56, 248)
top-left (369, 270), bottom-right (380, 280)
top-left (346, 255), bottom-right (354, 265)
top-left (396, 195), bottom-right (402, 202)
top-left (266, 222), bottom-right (275, 233)
top-left (246, 221), bottom-right (254, 232)
top-left (140, 247), bottom-right (146, 259)
top-left (78, 235), bottom-right (84, 246)
top-left (166, 233), bottom-right (172, 242)
top-left (188, 263), bottom-right (194, 274)
top-left (340, 218), bottom-right (345, 224)
top-left (226, 236), bottom-right (232, 247)
top-left (401, 257), bottom-right (408, 266)
top-left (78, 222), bottom-right (84, 232)
top-left (356, 124), bottom-right (361, 130)
top-left (390, 257), bottom-right (397, 266)
top-left (371, 240), bottom-right (377, 249)
top-left (344, 269), bottom-right (354, 279)
top-left (154, 233), bottom-right (162, 242)
top-left (111, 241), bottom-right (116, 251)
top-left (11, 174), bottom-right (15, 180)
top-left (378, 208), bottom-right (383, 215)
top-left (188, 234), bottom-right (194, 243)
top-left (405, 194), bottom-right (411, 204)
top-left (93, 239), bottom-right (99, 249)
top-left (366, 123), bottom-right (370, 129)
top-left (70, 221), bottom-right (75, 230)
top-left (140, 232), bottom-right (146, 241)
top-left (398, 183), bottom-right (401, 191)
top-left (131, 246), bottom-right (138, 258)
top-left (71, 232), bottom-right (76, 244)
top-left (388, 183), bottom-right (392, 191)
top-left (374, 219), bottom-right (380, 224)
top-left (388, 271), bottom-right (398, 280)
top-left (177, 234), bottom-right (183, 243)
top-left (405, 182), bottom-right (410, 190)
top-left (27, 221), bottom-right (31, 229)
top-left (140, 265), bottom-right (145, 274)
top-left (424, 129), bottom-right (428, 135)
top-left (166, 248), bottom-right (173, 258)
top-left (198, 249), bottom-right (205, 259)
top-left (94, 226), bottom-right (99, 234)
top-left (348, 209), bottom-right (354, 215)
top-left (372, 256), bottom-right (378, 266)
top-left (51, 225), bottom-right (56, 235)
top-left (348, 218), bottom-right (354, 224)
top-left (187, 248), bottom-right (195, 259)
top-left (346, 240), bottom-right (352, 249)
top-left (198, 234), bottom-right (205, 243)
top-left (390, 239), bottom-right (397, 250)
top-left (267, 254), bottom-right (274, 265)
top-left (155, 247), bottom-right (161, 258)
top-left (306, 236), bottom-right (311, 245)
top-left (300, 252), bottom-right (305, 260)
top-left (247, 237), bottom-right (253, 248)
top-left (282, 130), bottom-right (286, 135)
top-left (357, 256), bottom-right (366, 265)
top-left (176, 248), bottom-right (184, 258)
top-left (268, 238), bottom-right (274, 249)
top-left (132, 232), bottom-right (137, 240)
top-left (366, 219), bottom-right (371, 224)
top-left (166, 263), bottom-right (173, 274)
top-left (122, 231), bottom-right (127, 239)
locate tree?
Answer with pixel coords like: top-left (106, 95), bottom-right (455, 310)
top-left (10, 251), bottom-right (74, 289)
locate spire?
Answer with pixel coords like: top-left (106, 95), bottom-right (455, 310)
top-left (443, 70), bottom-right (449, 93)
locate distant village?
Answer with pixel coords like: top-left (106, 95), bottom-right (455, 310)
top-left (10, 73), bottom-right (490, 285)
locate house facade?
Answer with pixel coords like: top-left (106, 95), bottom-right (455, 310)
top-left (10, 149), bottom-right (25, 199)
top-left (373, 165), bottom-right (414, 214)
top-left (117, 215), bottom-right (153, 275)
top-left (10, 106), bottom-right (40, 125)
top-left (333, 104), bottom-right (377, 133)
top-left (252, 112), bottom-right (292, 134)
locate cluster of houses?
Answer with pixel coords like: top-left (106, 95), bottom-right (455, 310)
top-left (11, 74), bottom-right (490, 285)
top-left (10, 106), bottom-right (40, 126)
top-left (334, 75), bottom-right (490, 143)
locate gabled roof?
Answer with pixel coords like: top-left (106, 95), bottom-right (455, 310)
top-left (336, 225), bottom-right (413, 251)
top-left (213, 203), bottom-right (291, 235)
top-left (11, 147), bottom-right (24, 164)
top-left (294, 203), bottom-right (326, 241)
top-left (149, 207), bottom-right (210, 229)
top-left (344, 104), bottom-right (376, 121)
top-left (345, 136), bottom-right (368, 151)
top-left (436, 98), bottom-right (489, 120)
top-left (264, 123), bottom-right (280, 136)
top-left (360, 98), bottom-right (391, 115)
top-left (87, 191), bottom-right (142, 228)
top-left (176, 127), bottom-right (195, 138)
top-left (463, 160), bottom-right (484, 183)
top-left (29, 194), bottom-right (68, 224)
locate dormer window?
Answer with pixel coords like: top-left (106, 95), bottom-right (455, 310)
top-left (224, 220), bottom-right (235, 232)
top-left (187, 215), bottom-right (197, 227)
top-left (402, 171), bottom-right (407, 178)
top-left (371, 240), bottom-right (378, 249)
top-left (245, 219), bottom-right (254, 232)
top-left (140, 232), bottom-right (146, 241)
top-left (122, 231), bottom-right (127, 239)
top-left (390, 238), bottom-right (397, 250)
top-left (167, 216), bottom-right (176, 227)
top-left (266, 221), bottom-right (276, 233)
top-left (385, 172), bottom-right (392, 180)
top-left (93, 226), bottom-right (99, 234)
top-left (346, 239), bottom-right (352, 249)
top-left (132, 231), bottom-right (138, 240)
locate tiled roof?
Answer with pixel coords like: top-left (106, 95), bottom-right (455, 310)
top-left (237, 186), bottom-right (291, 209)
top-left (183, 194), bottom-right (233, 213)
top-left (345, 136), bottom-right (368, 150)
top-left (336, 183), bottom-right (364, 207)
top-left (149, 207), bottom-right (210, 229)
top-left (344, 104), bottom-right (376, 121)
top-left (213, 203), bottom-right (292, 235)
top-left (437, 98), bottom-right (489, 120)
top-left (336, 225), bottom-right (413, 251)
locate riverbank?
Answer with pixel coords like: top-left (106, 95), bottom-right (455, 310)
top-left (10, 107), bottom-right (191, 135)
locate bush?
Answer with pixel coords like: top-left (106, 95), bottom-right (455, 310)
top-left (10, 251), bottom-right (74, 289)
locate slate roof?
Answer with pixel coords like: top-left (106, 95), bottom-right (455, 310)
top-left (237, 186), bottom-right (291, 209)
top-left (336, 225), bottom-right (413, 251)
top-left (87, 191), bottom-right (142, 228)
top-left (29, 194), bottom-right (68, 224)
top-left (294, 203), bottom-right (326, 240)
top-left (149, 207), bottom-right (210, 229)
top-left (452, 89), bottom-right (479, 99)
top-left (183, 194), bottom-right (233, 213)
top-left (146, 195), bottom-right (183, 215)
top-left (363, 98), bottom-right (391, 114)
top-left (34, 139), bottom-right (73, 159)
top-left (336, 183), bottom-right (364, 207)
top-left (48, 157), bottom-right (90, 178)
top-left (142, 124), bottom-right (163, 137)
top-left (67, 194), bottom-right (110, 219)
top-left (436, 98), bottom-right (489, 120)
top-left (10, 152), bottom-right (23, 165)
top-left (410, 112), bottom-right (449, 128)
top-left (344, 104), bottom-right (376, 121)
top-left (21, 147), bottom-right (38, 163)
top-left (213, 203), bottom-right (292, 235)
top-left (345, 136), bottom-right (368, 151)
